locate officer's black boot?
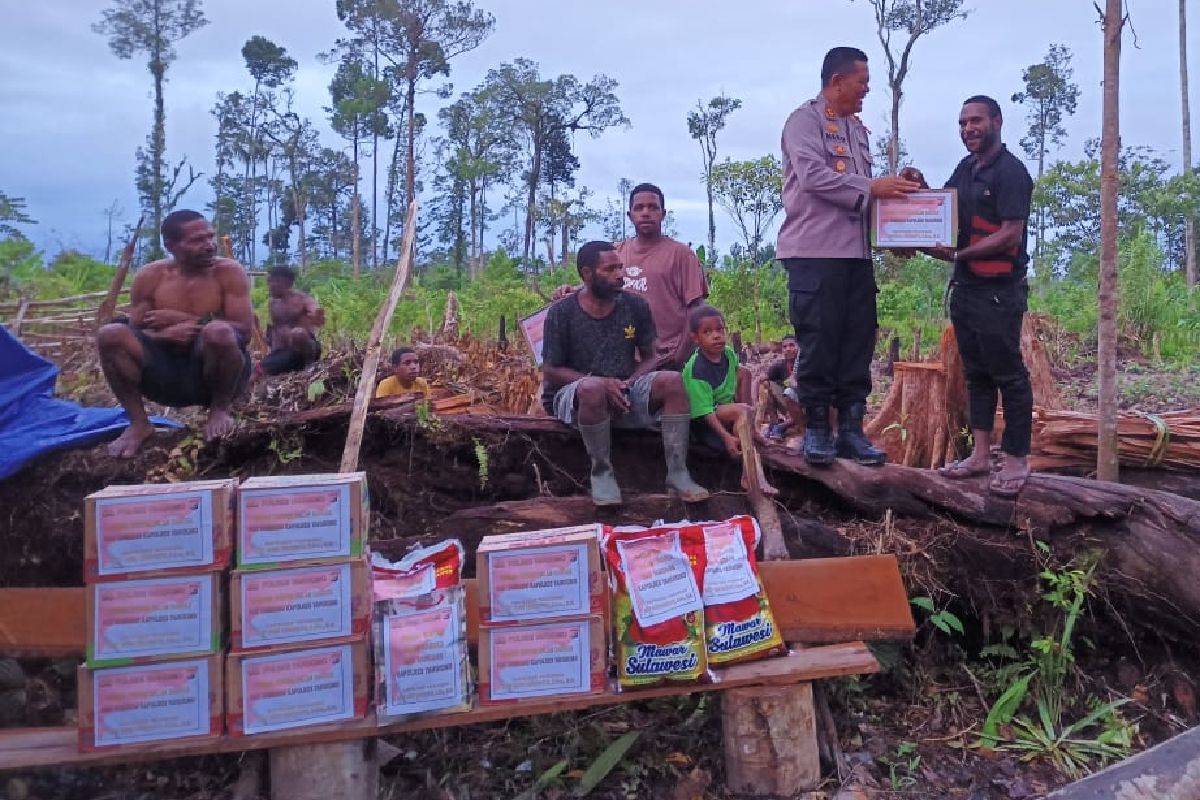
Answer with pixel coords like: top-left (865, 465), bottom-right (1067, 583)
top-left (802, 406), bottom-right (837, 466)
top-left (836, 402), bottom-right (887, 466)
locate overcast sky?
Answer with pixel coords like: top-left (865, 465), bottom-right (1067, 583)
top-left (1, 0), bottom-right (1196, 261)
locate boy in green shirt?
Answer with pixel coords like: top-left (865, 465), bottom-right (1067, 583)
top-left (681, 305), bottom-right (777, 495)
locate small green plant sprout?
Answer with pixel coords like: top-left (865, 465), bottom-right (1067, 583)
top-left (880, 740), bottom-right (921, 790)
top-left (911, 596), bottom-right (964, 637)
top-left (473, 437), bottom-right (489, 488)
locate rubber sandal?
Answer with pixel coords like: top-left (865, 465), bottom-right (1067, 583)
top-left (938, 459), bottom-right (992, 479)
top-left (988, 471), bottom-right (1030, 498)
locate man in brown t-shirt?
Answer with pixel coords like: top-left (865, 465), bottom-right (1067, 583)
top-left (554, 183), bottom-right (709, 369)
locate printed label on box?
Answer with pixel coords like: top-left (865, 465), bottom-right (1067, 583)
top-left (700, 522), bottom-right (759, 606)
top-left (373, 563), bottom-right (435, 600)
top-left (95, 492), bottom-right (213, 575)
top-left (241, 645), bottom-right (355, 734)
top-left (616, 531), bottom-right (703, 628)
top-left (93, 659), bottom-right (211, 746)
top-left (239, 485), bottom-right (352, 565)
top-left (241, 564), bottom-right (353, 648)
top-left (93, 575), bottom-right (213, 661)
top-left (487, 543), bottom-right (590, 620)
top-left (488, 620), bottom-right (590, 701)
top-left (383, 604), bottom-right (464, 715)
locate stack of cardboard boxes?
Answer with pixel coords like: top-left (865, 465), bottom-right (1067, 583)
top-left (476, 525), bottom-right (608, 704)
top-left (225, 473), bottom-right (372, 736)
top-left (78, 479), bottom-right (237, 751)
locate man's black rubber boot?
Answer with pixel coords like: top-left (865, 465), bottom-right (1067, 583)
top-left (836, 402), bottom-right (887, 466)
top-left (802, 406), bottom-right (837, 466)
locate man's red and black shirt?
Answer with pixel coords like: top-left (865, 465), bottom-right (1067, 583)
top-left (944, 144), bottom-right (1034, 284)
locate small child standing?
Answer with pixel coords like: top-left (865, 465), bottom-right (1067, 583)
top-left (375, 347), bottom-right (432, 399)
top-left (681, 305), bottom-right (777, 495)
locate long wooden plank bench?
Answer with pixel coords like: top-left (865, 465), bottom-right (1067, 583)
top-left (0, 555), bottom-right (915, 787)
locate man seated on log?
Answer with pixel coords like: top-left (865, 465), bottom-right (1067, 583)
top-left (763, 334), bottom-right (800, 440)
top-left (375, 347), bottom-right (431, 400)
top-left (541, 240), bottom-right (710, 507)
top-left (98, 210), bottom-right (254, 457)
top-left (900, 95), bottom-right (1035, 498)
top-left (259, 266), bottom-right (324, 376)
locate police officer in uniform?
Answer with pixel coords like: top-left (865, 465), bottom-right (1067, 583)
top-left (777, 46), bottom-right (919, 466)
top-left (902, 95), bottom-right (1035, 497)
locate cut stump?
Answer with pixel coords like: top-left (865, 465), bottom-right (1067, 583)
top-left (722, 683), bottom-right (820, 797)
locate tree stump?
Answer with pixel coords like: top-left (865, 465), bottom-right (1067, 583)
top-left (722, 683), bottom-right (819, 797)
top-left (269, 741), bottom-right (379, 800)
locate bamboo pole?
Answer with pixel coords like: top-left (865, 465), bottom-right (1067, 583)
top-left (339, 201), bottom-right (417, 473)
top-left (96, 215), bottom-right (144, 326)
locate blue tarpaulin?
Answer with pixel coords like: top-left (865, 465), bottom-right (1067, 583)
top-left (0, 326), bottom-right (181, 480)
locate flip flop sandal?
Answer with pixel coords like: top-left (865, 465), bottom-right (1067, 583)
top-left (988, 472), bottom-right (1029, 498)
top-left (938, 459), bottom-right (992, 479)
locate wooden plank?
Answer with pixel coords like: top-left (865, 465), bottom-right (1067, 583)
top-left (97, 221), bottom-right (142, 326)
top-left (0, 588), bottom-right (85, 658)
top-left (339, 201), bottom-right (417, 473)
top-left (0, 556), bottom-right (914, 655)
top-left (760, 556), bottom-right (916, 642)
top-left (0, 642), bottom-right (877, 772)
top-left (11, 299), bottom-right (30, 336)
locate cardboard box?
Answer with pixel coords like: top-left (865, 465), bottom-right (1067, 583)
top-left (77, 654), bottom-right (224, 752)
top-left (236, 473), bottom-right (368, 569)
top-left (226, 639), bottom-right (370, 736)
top-left (476, 525), bottom-right (604, 624)
top-left (86, 572), bottom-right (223, 667)
top-left (478, 615), bottom-right (607, 705)
top-left (231, 560), bottom-right (371, 651)
top-left (84, 479), bottom-right (237, 581)
top-left (374, 588), bottom-right (472, 721)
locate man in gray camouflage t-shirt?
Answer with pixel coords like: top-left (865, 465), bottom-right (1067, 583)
top-left (542, 241), bottom-right (709, 507)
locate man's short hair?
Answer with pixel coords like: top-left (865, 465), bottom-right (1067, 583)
top-left (963, 95), bottom-right (1003, 120)
top-left (688, 304), bottom-right (724, 333)
top-left (267, 265), bottom-right (296, 283)
top-left (821, 47), bottom-right (869, 87)
top-left (782, 334), bottom-right (797, 344)
top-left (390, 347), bottom-right (416, 365)
top-left (627, 182), bottom-right (665, 210)
top-left (161, 209), bottom-right (205, 245)
top-left (576, 240), bottom-right (617, 277)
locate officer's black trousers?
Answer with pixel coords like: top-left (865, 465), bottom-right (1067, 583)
top-left (782, 258), bottom-right (876, 409)
top-left (948, 280), bottom-right (1033, 457)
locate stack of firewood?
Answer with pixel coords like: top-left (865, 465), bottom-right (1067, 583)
top-left (1029, 408), bottom-right (1200, 472)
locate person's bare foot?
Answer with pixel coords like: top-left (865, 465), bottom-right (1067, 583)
top-left (204, 408), bottom-right (236, 441)
top-left (741, 473), bottom-right (780, 497)
top-left (107, 423), bottom-right (155, 458)
top-left (989, 459), bottom-right (1031, 498)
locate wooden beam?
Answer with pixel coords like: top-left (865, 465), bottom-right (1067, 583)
top-left (0, 642), bottom-right (877, 772)
top-left (339, 201), bottom-right (417, 473)
top-left (96, 215), bottom-right (143, 325)
top-left (0, 557), bottom-right (913, 657)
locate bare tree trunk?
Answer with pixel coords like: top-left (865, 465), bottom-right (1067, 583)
top-left (706, 174), bottom-right (716, 264)
top-left (351, 154), bottom-right (361, 279)
top-left (405, 76), bottom-right (417, 213)
top-left (524, 139), bottom-right (542, 270)
top-left (1181, 0), bottom-right (1197, 290)
top-left (1097, 0), bottom-right (1124, 482)
top-left (148, 2), bottom-right (165, 257)
top-left (888, 89), bottom-right (901, 175)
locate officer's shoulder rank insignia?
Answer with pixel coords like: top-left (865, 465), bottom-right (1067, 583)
top-left (624, 324), bottom-right (636, 339)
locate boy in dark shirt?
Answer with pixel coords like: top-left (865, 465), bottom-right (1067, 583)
top-left (681, 305), bottom-right (777, 495)
top-left (541, 241), bottom-right (710, 507)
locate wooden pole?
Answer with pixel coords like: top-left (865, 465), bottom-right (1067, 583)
top-left (95, 214), bottom-right (144, 326)
top-left (269, 202), bottom-right (418, 800)
top-left (340, 200), bottom-right (417, 474)
top-left (724, 418), bottom-right (820, 795)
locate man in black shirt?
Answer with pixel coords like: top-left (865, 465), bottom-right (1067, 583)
top-left (542, 241), bottom-right (710, 507)
top-left (903, 95), bottom-right (1035, 498)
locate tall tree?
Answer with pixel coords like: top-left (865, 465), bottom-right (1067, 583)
top-left (1097, 0), bottom-right (1125, 482)
top-left (0, 191), bottom-right (36, 241)
top-left (93, 0), bottom-right (208, 258)
top-left (710, 155), bottom-right (784, 266)
top-left (1180, 0), bottom-right (1197, 289)
top-left (102, 200), bottom-right (125, 263)
top-left (263, 93), bottom-right (320, 271)
top-left (329, 54), bottom-right (391, 276)
top-left (687, 94), bottom-right (742, 266)
top-left (1012, 44), bottom-right (1080, 265)
top-left (481, 58), bottom-right (628, 269)
top-left (857, 0), bottom-right (968, 175)
top-left (240, 36), bottom-right (297, 267)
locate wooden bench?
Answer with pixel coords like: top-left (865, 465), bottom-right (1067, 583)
top-left (0, 555), bottom-right (915, 794)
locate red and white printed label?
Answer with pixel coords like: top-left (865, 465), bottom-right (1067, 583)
top-left (241, 645), bottom-right (355, 734)
top-left (488, 620), bottom-right (591, 701)
top-left (700, 522), bottom-right (759, 606)
top-left (92, 659), bottom-right (211, 747)
top-left (240, 564), bottom-right (353, 648)
top-left (487, 543), bottom-right (589, 620)
top-left (239, 485), bottom-right (352, 565)
top-left (615, 531), bottom-right (702, 628)
top-left (382, 603), bottom-right (464, 714)
top-left (92, 574), bottom-right (213, 661)
top-left (95, 492), bottom-right (213, 575)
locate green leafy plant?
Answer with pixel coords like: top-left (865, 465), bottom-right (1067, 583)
top-left (879, 741), bottom-right (921, 790)
top-left (911, 596), bottom-right (964, 637)
top-left (473, 437), bottom-right (489, 488)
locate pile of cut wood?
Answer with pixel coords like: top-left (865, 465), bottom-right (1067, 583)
top-left (1030, 408), bottom-right (1200, 472)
